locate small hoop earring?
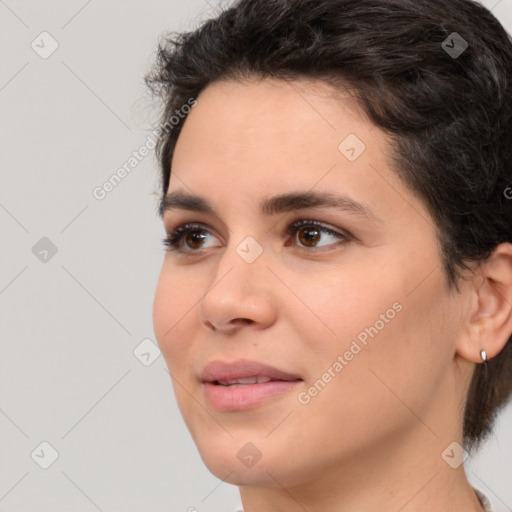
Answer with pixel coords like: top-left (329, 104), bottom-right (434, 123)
top-left (480, 350), bottom-right (487, 363)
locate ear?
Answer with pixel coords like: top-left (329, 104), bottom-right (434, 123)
top-left (456, 243), bottom-right (512, 363)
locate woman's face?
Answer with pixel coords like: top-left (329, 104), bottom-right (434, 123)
top-left (153, 78), bottom-right (468, 488)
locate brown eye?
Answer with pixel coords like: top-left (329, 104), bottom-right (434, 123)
top-left (297, 227), bottom-right (321, 247)
top-left (163, 223), bottom-right (220, 253)
top-left (287, 219), bottom-right (351, 250)
top-left (185, 230), bottom-right (207, 250)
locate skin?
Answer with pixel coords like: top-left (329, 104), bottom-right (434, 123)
top-left (153, 77), bottom-right (512, 512)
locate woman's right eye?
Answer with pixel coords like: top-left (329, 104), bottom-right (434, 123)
top-left (162, 223), bottom-right (220, 253)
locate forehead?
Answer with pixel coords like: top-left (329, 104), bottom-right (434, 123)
top-left (168, 77), bottom-right (430, 226)
top-left (175, 77), bottom-right (368, 153)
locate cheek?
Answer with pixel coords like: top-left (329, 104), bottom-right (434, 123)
top-left (152, 264), bottom-right (200, 365)
top-left (289, 256), bottom-right (449, 428)
top-left (153, 266), bottom-right (206, 425)
top-left (291, 259), bottom-right (400, 354)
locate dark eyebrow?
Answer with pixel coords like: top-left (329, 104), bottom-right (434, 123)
top-left (159, 189), bottom-right (380, 222)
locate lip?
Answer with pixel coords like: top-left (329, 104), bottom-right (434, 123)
top-left (200, 359), bottom-right (303, 412)
top-left (200, 359), bottom-right (302, 383)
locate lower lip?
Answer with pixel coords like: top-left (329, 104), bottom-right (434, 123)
top-left (203, 380), bottom-right (302, 411)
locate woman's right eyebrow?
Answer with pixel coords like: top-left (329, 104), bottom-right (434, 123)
top-left (160, 190), bottom-right (213, 217)
top-left (160, 189), bottom-right (382, 223)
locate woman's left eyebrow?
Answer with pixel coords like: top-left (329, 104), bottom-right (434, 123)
top-left (160, 189), bottom-right (382, 223)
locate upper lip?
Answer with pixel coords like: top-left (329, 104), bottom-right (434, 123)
top-left (200, 359), bottom-right (302, 383)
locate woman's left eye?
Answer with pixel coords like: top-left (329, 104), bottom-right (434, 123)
top-left (285, 219), bottom-right (351, 251)
top-left (162, 219), bottom-right (351, 254)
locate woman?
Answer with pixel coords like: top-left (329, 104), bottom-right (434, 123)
top-left (147, 0), bottom-right (512, 510)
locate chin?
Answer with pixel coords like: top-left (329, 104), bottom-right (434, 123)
top-left (194, 433), bottom-right (313, 489)
top-left (190, 432), bottom-right (266, 479)
top-left (198, 447), bottom-right (270, 484)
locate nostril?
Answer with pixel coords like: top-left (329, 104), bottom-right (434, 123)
top-left (235, 318), bottom-right (253, 325)
top-left (200, 318), bottom-right (216, 330)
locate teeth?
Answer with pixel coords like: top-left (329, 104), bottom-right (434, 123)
top-left (217, 376), bottom-right (273, 386)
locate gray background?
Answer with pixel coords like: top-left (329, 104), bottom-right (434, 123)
top-left (0, 1), bottom-right (511, 511)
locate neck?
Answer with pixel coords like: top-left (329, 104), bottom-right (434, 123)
top-left (238, 427), bottom-right (484, 512)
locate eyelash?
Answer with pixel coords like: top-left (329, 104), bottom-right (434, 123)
top-left (162, 219), bottom-right (351, 254)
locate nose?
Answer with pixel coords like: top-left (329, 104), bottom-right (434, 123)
top-left (198, 241), bottom-right (277, 334)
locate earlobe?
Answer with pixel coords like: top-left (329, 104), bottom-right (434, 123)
top-left (457, 243), bottom-right (512, 363)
